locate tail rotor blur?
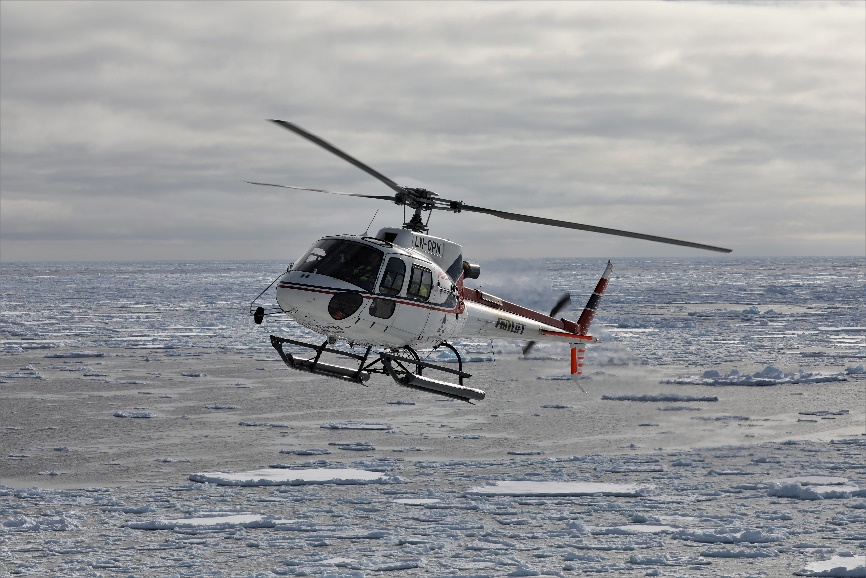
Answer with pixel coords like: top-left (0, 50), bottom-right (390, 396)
top-left (522, 293), bottom-right (572, 356)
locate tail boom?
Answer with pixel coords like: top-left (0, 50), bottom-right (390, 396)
top-left (460, 261), bottom-right (613, 380)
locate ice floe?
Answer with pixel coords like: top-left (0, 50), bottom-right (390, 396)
top-left (279, 448), bottom-right (331, 456)
top-left (0, 370), bottom-right (45, 380)
top-left (466, 481), bottom-right (650, 497)
top-left (796, 555), bottom-right (866, 577)
top-left (602, 393), bottom-right (718, 402)
top-left (700, 547), bottom-right (778, 558)
top-left (44, 351), bottom-right (106, 358)
top-left (629, 553), bottom-right (710, 566)
top-left (113, 411), bottom-right (155, 418)
top-left (662, 366), bottom-right (848, 386)
top-left (2, 514), bottom-right (79, 533)
top-left (766, 476), bottom-right (866, 500)
top-left (189, 467), bottom-right (400, 486)
top-left (237, 421), bottom-right (289, 428)
top-left (320, 422), bottom-right (392, 430)
top-left (674, 527), bottom-right (787, 543)
top-left (126, 513), bottom-right (275, 530)
top-left (329, 441), bottom-right (375, 451)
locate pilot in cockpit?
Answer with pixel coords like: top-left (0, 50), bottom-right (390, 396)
top-left (351, 252), bottom-right (379, 291)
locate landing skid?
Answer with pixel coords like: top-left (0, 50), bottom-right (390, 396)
top-left (380, 351), bottom-right (485, 402)
top-left (269, 335), bottom-right (485, 402)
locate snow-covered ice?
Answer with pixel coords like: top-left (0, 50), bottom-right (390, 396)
top-left (466, 480), bottom-right (650, 497)
top-left (112, 411), bottom-right (156, 418)
top-left (662, 366), bottom-right (849, 386)
top-left (280, 448), bottom-right (331, 456)
top-left (602, 393), bottom-right (718, 402)
top-left (796, 555), bottom-right (866, 577)
top-left (189, 468), bottom-right (398, 486)
top-left (1, 257), bottom-right (864, 575)
top-left (766, 476), bottom-right (866, 500)
top-left (320, 422), bottom-right (393, 430)
top-left (126, 513), bottom-right (274, 530)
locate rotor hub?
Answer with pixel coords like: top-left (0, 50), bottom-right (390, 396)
top-left (397, 187), bottom-right (465, 232)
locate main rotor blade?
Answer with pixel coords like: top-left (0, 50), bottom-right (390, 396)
top-left (245, 181), bottom-right (396, 201)
top-left (460, 205), bottom-right (731, 253)
top-left (269, 120), bottom-right (406, 196)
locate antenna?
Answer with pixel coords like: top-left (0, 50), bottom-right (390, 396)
top-left (363, 209), bottom-right (379, 236)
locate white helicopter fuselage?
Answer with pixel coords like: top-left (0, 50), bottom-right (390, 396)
top-left (275, 227), bottom-right (585, 351)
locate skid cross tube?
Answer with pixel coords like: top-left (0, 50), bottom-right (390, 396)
top-left (433, 341), bottom-right (465, 384)
top-left (379, 352), bottom-right (472, 380)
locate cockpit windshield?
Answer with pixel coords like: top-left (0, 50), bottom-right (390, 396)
top-left (293, 239), bottom-right (384, 292)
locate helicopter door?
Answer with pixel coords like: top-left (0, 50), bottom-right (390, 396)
top-left (360, 259), bottom-right (432, 345)
top-left (369, 257), bottom-right (405, 320)
top-left (400, 264), bottom-right (433, 339)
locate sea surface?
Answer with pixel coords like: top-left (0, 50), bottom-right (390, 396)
top-left (1, 257), bottom-right (865, 577)
top-left (2, 257), bottom-right (863, 373)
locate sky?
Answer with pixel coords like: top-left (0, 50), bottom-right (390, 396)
top-left (1, 1), bottom-right (864, 262)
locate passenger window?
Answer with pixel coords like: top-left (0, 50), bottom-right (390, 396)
top-left (369, 297), bottom-right (396, 319)
top-left (407, 266), bottom-right (433, 301)
top-left (378, 257), bottom-right (406, 296)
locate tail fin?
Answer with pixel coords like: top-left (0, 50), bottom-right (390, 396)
top-left (576, 260), bottom-right (613, 335)
top-left (571, 260), bottom-right (613, 382)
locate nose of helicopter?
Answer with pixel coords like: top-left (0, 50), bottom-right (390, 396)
top-left (275, 272), bottom-right (322, 318)
top-left (275, 272), bottom-right (365, 331)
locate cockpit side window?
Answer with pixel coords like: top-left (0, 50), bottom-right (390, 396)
top-left (293, 239), bottom-right (340, 272)
top-left (378, 257), bottom-right (406, 296)
top-left (407, 265), bottom-right (433, 301)
top-left (292, 239), bottom-right (384, 292)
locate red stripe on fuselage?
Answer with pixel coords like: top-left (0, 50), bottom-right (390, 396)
top-left (277, 282), bottom-right (462, 314)
top-left (542, 330), bottom-right (593, 340)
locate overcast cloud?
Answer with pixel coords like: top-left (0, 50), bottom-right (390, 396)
top-left (1, 1), bottom-right (864, 262)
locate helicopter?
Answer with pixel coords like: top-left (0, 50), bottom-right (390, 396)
top-left (247, 120), bottom-right (731, 402)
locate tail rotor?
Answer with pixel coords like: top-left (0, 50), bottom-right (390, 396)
top-left (522, 292), bottom-right (572, 356)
